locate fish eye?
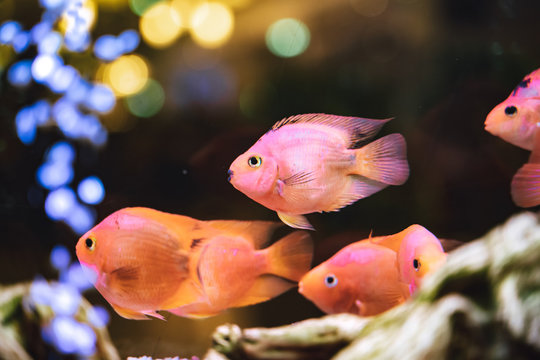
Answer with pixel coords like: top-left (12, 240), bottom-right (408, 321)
top-left (85, 237), bottom-right (96, 252)
top-left (504, 105), bottom-right (518, 117)
top-left (413, 259), bottom-right (421, 271)
top-left (324, 274), bottom-right (338, 288)
top-left (248, 155), bottom-right (262, 168)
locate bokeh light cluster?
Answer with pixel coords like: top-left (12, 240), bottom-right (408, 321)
top-left (28, 245), bottom-right (110, 357)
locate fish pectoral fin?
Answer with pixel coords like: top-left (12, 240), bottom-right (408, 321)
top-left (277, 179), bottom-right (285, 197)
top-left (234, 275), bottom-right (296, 308)
top-left (354, 300), bottom-right (366, 316)
top-left (277, 212), bottom-right (314, 230)
top-left (110, 303), bottom-right (151, 320)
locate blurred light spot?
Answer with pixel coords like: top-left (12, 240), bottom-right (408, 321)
top-left (47, 141), bottom-right (75, 163)
top-left (32, 54), bottom-right (62, 83)
top-left (118, 29), bottom-right (140, 52)
top-left (65, 77), bottom-right (91, 103)
top-left (31, 21), bottom-right (53, 44)
top-left (491, 41), bottom-right (503, 56)
top-left (51, 283), bottom-right (82, 316)
top-left (72, 322), bottom-right (97, 356)
top-left (266, 18), bottom-right (310, 58)
top-left (350, 0), bottom-right (388, 17)
top-left (96, 0), bottom-right (128, 11)
top-left (125, 78), bottom-right (165, 117)
top-left (87, 306), bottom-right (110, 328)
top-left (0, 21), bottom-right (21, 44)
top-left (44, 187), bottom-right (77, 220)
top-left (62, 263), bottom-right (94, 291)
top-left (65, 203), bottom-right (96, 235)
top-left (64, 29), bottom-right (90, 52)
top-left (78, 176), bottom-right (105, 204)
top-left (140, 2), bottom-right (182, 48)
top-left (50, 245), bottom-right (71, 271)
top-left (12, 31), bottom-right (30, 53)
top-left (38, 31), bottom-right (63, 54)
top-left (85, 84), bottom-right (116, 112)
top-left (30, 278), bottom-right (54, 305)
top-left (40, 0), bottom-right (67, 10)
top-left (190, 2), bottom-right (234, 48)
top-left (32, 100), bottom-right (51, 125)
top-left (221, 0), bottom-right (251, 9)
top-left (94, 34), bottom-right (122, 61)
top-left (48, 316), bottom-right (96, 356)
top-left (48, 65), bottom-right (78, 93)
top-left (59, 0), bottom-right (97, 33)
top-left (37, 161), bottom-right (74, 189)
top-left (52, 98), bottom-right (84, 138)
top-left (15, 107), bottom-right (37, 144)
top-left (171, 0), bottom-right (196, 27)
top-left (102, 54), bottom-right (148, 96)
top-left (7, 59), bottom-right (32, 87)
top-left (129, 0), bottom-right (161, 16)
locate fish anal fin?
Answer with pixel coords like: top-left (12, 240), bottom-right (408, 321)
top-left (168, 303), bottom-right (221, 319)
top-left (110, 303), bottom-right (151, 320)
top-left (511, 162), bottom-right (540, 207)
top-left (205, 220), bottom-right (281, 249)
top-left (277, 212), bottom-right (314, 230)
top-left (265, 230), bottom-right (313, 281)
top-left (327, 176), bottom-right (388, 212)
top-left (355, 133), bottom-right (409, 185)
top-left (234, 275), bottom-right (296, 308)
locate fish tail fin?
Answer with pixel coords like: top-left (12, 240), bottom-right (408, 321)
top-left (264, 231), bottom-right (313, 282)
top-left (511, 162), bottom-right (540, 207)
top-left (354, 133), bottom-right (409, 185)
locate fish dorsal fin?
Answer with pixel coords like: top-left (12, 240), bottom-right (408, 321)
top-left (371, 233), bottom-right (402, 252)
top-left (271, 113), bottom-right (392, 146)
top-left (205, 220), bottom-right (281, 249)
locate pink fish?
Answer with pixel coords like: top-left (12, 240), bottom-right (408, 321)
top-left (485, 68), bottom-right (540, 207)
top-left (228, 114), bottom-right (409, 230)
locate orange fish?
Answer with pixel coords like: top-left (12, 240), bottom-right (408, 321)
top-left (372, 225), bottom-right (446, 295)
top-left (228, 114), bottom-right (409, 230)
top-left (298, 240), bottom-right (409, 316)
top-left (485, 68), bottom-right (540, 207)
top-left (75, 207), bottom-right (313, 319)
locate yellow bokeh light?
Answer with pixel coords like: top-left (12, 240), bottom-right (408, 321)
top-left (190, 2), bottom-right (234, 48)
top-left (220, 0), bottom-right (250, 9)
top-left (95, 0), bottom-right (128, 11)
top-left (100, 55), bottom-right (149, 97)
top-left (140, 2), bottom-right (183, 49)
top-left (58, 0), bottom-right (97, 33)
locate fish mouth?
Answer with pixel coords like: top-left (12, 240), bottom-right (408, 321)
top-left (227, 169), bottom-right (234, 182)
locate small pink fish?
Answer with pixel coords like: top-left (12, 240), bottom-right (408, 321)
top-left (372, 225), bottom-right (446, 295)
top-left (298, 240), bottom-right (409, 316)
top-left (485, 68), bottom-right (540, 207)
top-left (228, 114), bottom-right (409, 230)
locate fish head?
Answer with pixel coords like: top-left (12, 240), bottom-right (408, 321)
top-left (228, 145), bottom-right (278, 199)
top-left (399, 228), bottom-right (446, 293)
top-left (298, 262), bottom-right (354, 314)
top-left (484, 97), bottom-right (540, 150)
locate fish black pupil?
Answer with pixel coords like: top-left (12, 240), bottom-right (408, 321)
top-left (413, 259), bottom-right (420, 270)
top-left (85, 238), bottom-right (93, 248)
top-left (505, 106), bottom-right (517, 116)
top-left (249, 156), bottom-right (260, 166)
top-left (326, 276), bottom-right (334, 284)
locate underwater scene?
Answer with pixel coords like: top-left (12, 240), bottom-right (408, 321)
top-left (1, 0), bottom-right (540, 359)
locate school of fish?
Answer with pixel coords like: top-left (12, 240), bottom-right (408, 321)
top-left (74, 67), bottom-right (540, 322)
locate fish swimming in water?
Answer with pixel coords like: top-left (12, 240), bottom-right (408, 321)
top-left (484, 68), bottom-right (540, 207)
top-left (372, 225), bottom-right (446, 295)
top-left (298, 239), bottom-right (409, 316)
top-left (228, 114), bottom-right (409, 230)
top-left (75, 207), bottom-right (313, 319)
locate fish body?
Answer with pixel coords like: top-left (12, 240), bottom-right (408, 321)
top-left (298, 240), bottom-right (409, 316)
top-left (372, 225), bottom-right (446, 295)
top-left (228, 114), bottom-right (409, 230)
top-left (76, 207), bottom-right (313, 319)
top-left (484, 68), bottom-right (540, 207)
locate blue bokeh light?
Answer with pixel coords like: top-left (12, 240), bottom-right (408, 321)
top-left (51, 283), bottom-right (82, 316)
top-left (0, 21), bottom-right (21, 44)
top-left (15, 107), bottom-right (37, 144)
top-left (47, 141), bottom-right (75, 163)
top-left (94, 35), bottom-right (122, 61)
top-left (12, 31), bottom-right (31, 53)
top-left (48, 65), bottom-right (78, 93)
top-left (39, 0), bottom-right (67, 10)
top-left (7, 60), bottom-right (33, 87)
top-left (65, 203), bottom-right (95, 235)
top-left (38, 31), bottom-right (62, 54)
top-left (32, 100), bottom-right (51, 125)
top-left (32, 54), bottom-right (62, 83)
top-left (87, 306), bottom-right (110, 328)
top-left (85, 84), bottom-right (115, 113)
top-left (77, 176), bottom-right (105, 205)
top-left (61, 263), bottom-right (94, 291)
top-left (36, 161), bottom-right (74, 189)
top-left (44, 187), bottom-right (76, 220)
top-left (31, 21), bottom-right (53, 44)
top-left (50, 245), bottom-right (71, 271)
top-left (65, 77), bottom-right (90, 103)
top-left (30, 278), bottom-right (54, 305)
top-left (64, 29), bottom-right (90, 52)
top-left (118, 29), bottom-right (140, 53)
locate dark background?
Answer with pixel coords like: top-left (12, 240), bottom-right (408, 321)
top-left (2, 0), bottom-right (540, 357)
